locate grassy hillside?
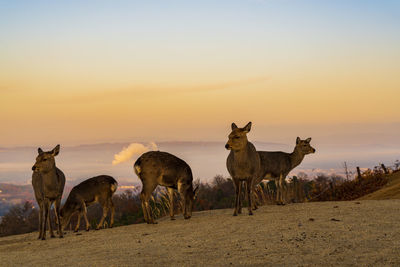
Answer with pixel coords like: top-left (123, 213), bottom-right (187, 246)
top-left (1, 200), bottom-right (400, 266)
top-left (359, 171), bottom-right (400, 200)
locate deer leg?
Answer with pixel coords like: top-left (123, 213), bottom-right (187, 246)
top-left (41, 199), bottom-right (51, 240)
top-left (232, 179), bottom-right (241, 216)
top-left (83, 209), bottom-right (90, 231)
top-left (140, 180), bottom-right (157, 224)
top-left (279, 174), bottom-right (286, 205)
top-left (96, 201), bottom-right (109, 230)
top-left (48, 209), bottom-right (55, 238)
top-left (79, 201), bottom-right (90, 231)
top-left (238, 181), bottom-right (244, 214)
top-left (247, 178), bottom-right (253, 215)
top-left (37, 201), bottom-right (43, 239)
top-left (252, 185), bottom-right (258, 210)
top-left (167, 187), bottom-right (175, 220)
top-left (54, 198), bottom-right (63, 238)
top-left (275, 178), bottom-right (281, 204)
top-left (140, 191), bottom-right (154, 224)
top-left (74, 213), bottom-right (81, 232)
top-left (109, 199), bottom-right (115, 228)
top-left (178, 183), bottom-right (190, 219)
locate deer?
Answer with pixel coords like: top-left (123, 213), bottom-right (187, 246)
top-left (31, 144), bottom-right (65, 240)
top-left (60, 175), bottom-right (118, 232)
top-left (134, 151), bottom-right (199, 224)
top-left (253, 137), bottom-right (316, 206)
top-left (225, 122), bottom-right (260, 216)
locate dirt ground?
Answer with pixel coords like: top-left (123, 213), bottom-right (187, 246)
top-left (1, 200), bottom-right (400, 266)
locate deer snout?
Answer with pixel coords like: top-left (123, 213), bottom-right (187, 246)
top-left (225, 143), bottom-right (231, 150)
top-left (32, 165), bottom-right (37, 171)
top-left (311, 148), bottom-right (316, 153)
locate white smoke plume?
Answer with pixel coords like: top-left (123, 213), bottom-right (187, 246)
top-left (112, 142), bottom-right (158, 165)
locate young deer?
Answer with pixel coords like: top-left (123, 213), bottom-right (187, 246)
top-left (32, 144), bottom-right (65, 240)
top-left (225, 122), bottom-right (260, 216)
top-left (254, 137), bottom-right (315, 205)
top-left (60, 175), bottom-right (118, 232)
top-left (134, 151), bottom-right (198, 224)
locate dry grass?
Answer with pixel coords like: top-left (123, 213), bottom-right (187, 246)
top-left (1, 199), bottom-right (400, 266)
top-left (359, 171), bottom-right (400, 200)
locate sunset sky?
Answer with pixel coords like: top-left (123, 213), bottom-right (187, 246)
top-left (1, 0), bottom-right (399, 147)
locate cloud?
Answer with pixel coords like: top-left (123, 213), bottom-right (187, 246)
top-left (112, 142), bottom-right (158, 165)
top-left (60, 76), bottom-right (270, 103)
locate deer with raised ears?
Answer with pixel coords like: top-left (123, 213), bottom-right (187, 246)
top-left (32, 144), bottom-right (65, 240)
top-left (60, 175), bottom-right (118, 232)
top-left (225, 122), bottom-right (260, 216)
top-left (134, 151), bottom-right (199, 224)
top-left (254, 137), bottom-right (316, 206)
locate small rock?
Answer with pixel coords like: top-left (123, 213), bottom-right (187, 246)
top-left (76, 233), bottom-right (82, 236)
top-left (188, 245), bottom-right (191, 248)
top-left (309, 218), bottom-right (315, 221)
top-left (333, 206), bottom-right (339, 208)
top-left (355, 202), bottom-right (361, 204)
top-left (331, 218), bottom-right (341, 222)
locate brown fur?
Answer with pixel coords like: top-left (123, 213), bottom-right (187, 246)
top-left (134, 151), bottom-right (198, 224)
top-left (254, 137), bottom-right (315, 205)
top-left (32, 145), bottom-right (65, 240)
top-left (60, 175), bottom-right (118, 231)
top-left (225, 122), bottom-right (260, 216)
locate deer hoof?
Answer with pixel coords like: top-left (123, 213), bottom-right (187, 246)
top-left (233, 213), bottom-right (238, 216)
top-left (59, 235), bottom-right (64, 239)
top-left (50, 235), bottom-right (55, 238)
top-left (170, 217), bottom-right (176, 221)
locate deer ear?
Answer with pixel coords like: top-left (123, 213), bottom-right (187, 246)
top-left (231, 123), bottom-right (238, 130)
top-left (38, 148), bottom-right (44, 155)
top-left (52, 144), bottom-right (60, 156)
top-left (243, 122), bottom-right (252, 133)
top-left (296, 137), bottom-right (301, 144)
top-left (306, 137), bottom-right (312, 143)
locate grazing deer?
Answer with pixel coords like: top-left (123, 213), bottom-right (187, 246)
top-left (225, 122), bottom-right (260, 216)
top-left (60, 175), bottom-right (118, 232)
top-left (134, 151), bottom-right (198, 224)
top-left (254, 137), bottom-right (315, 205)
top-left (32, 144), bottom-right (65, 240)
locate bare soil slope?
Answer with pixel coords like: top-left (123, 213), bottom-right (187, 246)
top-left (359, 171), bottom-right (400, 200)
top-left (1, 200), bottom-right (400, 266)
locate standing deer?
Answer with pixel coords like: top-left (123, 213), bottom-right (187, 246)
top-left (254, 137), bottom-right (316, 205)
top-left (32, 144), bottom-right (65, 240)
top-left (225, 122), bottom-right (260, 216)
top-left (134, 151), bottom-right (198, 224)
top-left (60, 175), bottom-right (118, 232)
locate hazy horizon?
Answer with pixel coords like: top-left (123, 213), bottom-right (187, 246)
top-left (1, 140), bottom-right (399, 186)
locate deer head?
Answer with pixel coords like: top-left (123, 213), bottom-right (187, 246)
top-left (225, 122), bottom-right (252, 151)
top-left (184, 184), bottom-right (199, 219)
top-left (32, 145), bottom-right (60, 173)
top-left (295, 137), bottom-right (316, 155)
